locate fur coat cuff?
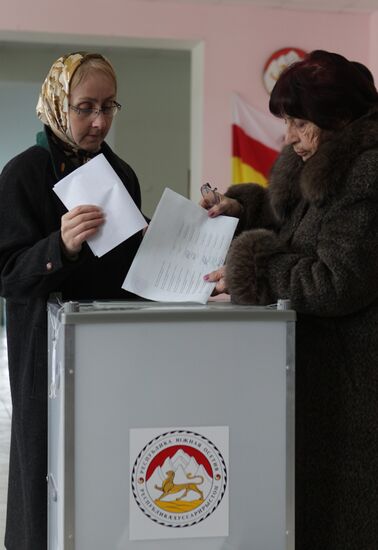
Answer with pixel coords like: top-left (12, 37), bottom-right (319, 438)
top-left (225, 183), bottom-right (277, 233)
top-left (226, 228), bottom-right (286, 305)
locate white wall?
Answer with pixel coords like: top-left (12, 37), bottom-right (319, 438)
top-left (110, 48), bottom-right (190, 218)
top-left (0, 81), bottom-right (42, 167)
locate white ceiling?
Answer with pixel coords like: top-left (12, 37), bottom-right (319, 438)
top-left (153, 0), bottom-right (378, 13)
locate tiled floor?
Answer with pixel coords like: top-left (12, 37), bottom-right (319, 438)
top-left (0, 325), bottom-right (10, 550)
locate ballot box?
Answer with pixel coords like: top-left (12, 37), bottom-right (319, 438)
top-left (47, 300), bottom-right (295, 550)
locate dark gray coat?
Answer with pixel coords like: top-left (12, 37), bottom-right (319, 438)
top-left (226, 109), bottom-right (378, 549)
top-left (0, 129), bottom-right (143, 550)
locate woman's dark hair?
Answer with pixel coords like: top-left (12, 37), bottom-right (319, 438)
top-left (352, 61), bottom-right (375, 86)
top-left (269, 50), bottom-right (378, 130)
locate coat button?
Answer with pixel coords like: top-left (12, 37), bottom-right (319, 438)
top-left (46, 262), bottom-right (53, 271)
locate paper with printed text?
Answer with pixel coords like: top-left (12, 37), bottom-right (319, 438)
top-left (122, 188), bottom-right (238, 303)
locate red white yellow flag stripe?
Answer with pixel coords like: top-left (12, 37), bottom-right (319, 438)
top-left (232, 94), bottom-right (285, 186)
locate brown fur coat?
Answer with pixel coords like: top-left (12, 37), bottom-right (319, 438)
top-left (225, 108), bottom-right (378, 550)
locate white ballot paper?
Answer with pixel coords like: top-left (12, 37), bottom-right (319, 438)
top-left (122, 188), bottom-right (238, 304)
top-left (53, 154), bottom-right (146, 257)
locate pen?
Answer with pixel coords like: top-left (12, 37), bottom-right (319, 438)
top-left (200, 182), bottom-right (221, 205)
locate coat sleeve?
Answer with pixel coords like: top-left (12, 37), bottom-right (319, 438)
top-left (0, 150), bottom-right (90, 300)
top-left (227, 153), bottom-right (378, 317)
top-left (225, 183), bottom-right (278, 234)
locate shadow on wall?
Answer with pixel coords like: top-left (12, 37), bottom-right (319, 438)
top-left (0, 298), bottom-right (4, 326)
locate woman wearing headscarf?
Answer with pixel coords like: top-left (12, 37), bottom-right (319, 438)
top-left (0, 52), bottom-right (144, 550)
top-left (203, 50), bottom-right (378, 549)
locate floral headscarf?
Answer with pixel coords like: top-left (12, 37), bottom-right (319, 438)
top-left (36, 52), bottom-right (107, 151)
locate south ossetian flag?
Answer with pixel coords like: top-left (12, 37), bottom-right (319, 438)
top-left (232, 93), bottom-right (285, 186)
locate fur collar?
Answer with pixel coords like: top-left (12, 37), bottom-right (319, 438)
top-left (269, 108), bottom-right (378, 219)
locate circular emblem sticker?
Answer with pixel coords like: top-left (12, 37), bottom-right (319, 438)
top-left (131, 430), bottom-right (227, 528)
top-left (263, 47), bottom-right (307, 94)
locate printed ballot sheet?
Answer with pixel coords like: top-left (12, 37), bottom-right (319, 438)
top-left (53, 154), bottom-right (146, 257)
top-left (123, 188), bottom-right (238, 304)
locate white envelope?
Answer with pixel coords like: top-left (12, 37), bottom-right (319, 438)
top-left (53, 154), bottom-right (146, 257)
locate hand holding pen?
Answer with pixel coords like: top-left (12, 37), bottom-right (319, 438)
top-left (199, 182), bottom-right (244, 218)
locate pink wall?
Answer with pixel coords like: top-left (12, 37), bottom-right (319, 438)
top-left (0, 0), bottom-right (373, 193)
top-left (370, 13), bottom-right (378, 78)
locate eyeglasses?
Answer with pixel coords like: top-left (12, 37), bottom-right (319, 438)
top-left (201, 182), bottom-right (220, 204)
top-left (69, 101), bottom-right (122, 118)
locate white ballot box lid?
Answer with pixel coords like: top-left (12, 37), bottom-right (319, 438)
top-left (50, 299), bottom-right (296, 325)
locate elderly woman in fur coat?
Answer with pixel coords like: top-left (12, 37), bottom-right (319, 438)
top-left (203, 50), bottom-right (378, 550)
